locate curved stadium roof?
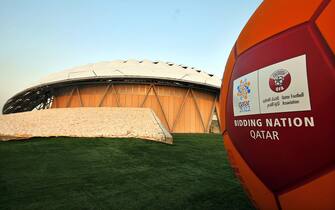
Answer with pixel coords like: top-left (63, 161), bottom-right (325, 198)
top-left (37, 59), bottom-right (221, 88)
top-left (3, 59), bottom-right (222, 114)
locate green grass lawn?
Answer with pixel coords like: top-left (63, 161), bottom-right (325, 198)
top-left (0, 134), bottom-right (254, 210)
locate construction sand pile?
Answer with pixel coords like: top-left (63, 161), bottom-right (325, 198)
top-left (0, 107), bottom-right (172, 144)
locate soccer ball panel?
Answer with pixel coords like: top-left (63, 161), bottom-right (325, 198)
top-left (316, 0), bottom-right (335, 55)
top-left (236, 0), bottom-right (323, 55)
top-left (279, 170), bottom-right (335, 210)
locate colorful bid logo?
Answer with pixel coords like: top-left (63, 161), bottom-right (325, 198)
top-left (269, 69), bottom-right (291, 92)
top-left (237, 79), bottom-right (251, 112)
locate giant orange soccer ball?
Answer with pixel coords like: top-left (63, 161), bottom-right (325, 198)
top-left (219, 0), bottom-right (335, 209)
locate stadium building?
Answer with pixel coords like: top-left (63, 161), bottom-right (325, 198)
top-left (2, 59), bottom-right (221, 133)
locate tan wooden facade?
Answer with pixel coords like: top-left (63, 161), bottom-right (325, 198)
top-left (52, 83), bottom-right (221, 133)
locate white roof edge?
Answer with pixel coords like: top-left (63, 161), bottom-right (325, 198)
top-left (34, 59), bottom-right (221, 88)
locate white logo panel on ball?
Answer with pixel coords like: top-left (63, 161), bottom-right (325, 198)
top-left (258, 55), bottom-right (311, 114)
top-left (232, 54), bottom-right (311, 117)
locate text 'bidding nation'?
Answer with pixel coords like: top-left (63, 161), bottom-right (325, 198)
top-left (234, 116), bottom-right (315, 141)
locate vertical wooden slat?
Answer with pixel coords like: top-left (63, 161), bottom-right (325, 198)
top-left (140, 85), bottom-right (153, 107)
top-left (76, 87), bottom-right (83, 107)
top-left (52, 96), bottom-right (57, 108)
top-left (112, 84), bottom-right (121, 107)
top-left (172, 88), bottom-right (190, 132)
top-left (190, 89), bottom-right (206, 132)
top-left (168, 92), bottom-right (175, 128)
top-left (65, 87), bottom-right (75, 108)
top-left (98, 83), bottom-right (111, 107)
top-left (215, 101), bottom-right (221, 130)
top-left (206, 96), bottom-right (217, 133)
top-left (152, 85), bottom-right (171, 131)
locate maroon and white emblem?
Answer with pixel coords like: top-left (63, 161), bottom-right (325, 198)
top-left (269, 69), bottom-right (291, 92)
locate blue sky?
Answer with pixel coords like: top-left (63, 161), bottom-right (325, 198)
top-left (0, 0), bottom-right (262, 111)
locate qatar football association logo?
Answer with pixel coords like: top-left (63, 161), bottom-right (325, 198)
top-left (269, 69), bottom-right (291, 92)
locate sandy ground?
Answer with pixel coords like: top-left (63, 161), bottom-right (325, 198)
top-left (0, 107), bottom-right (172, 144)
